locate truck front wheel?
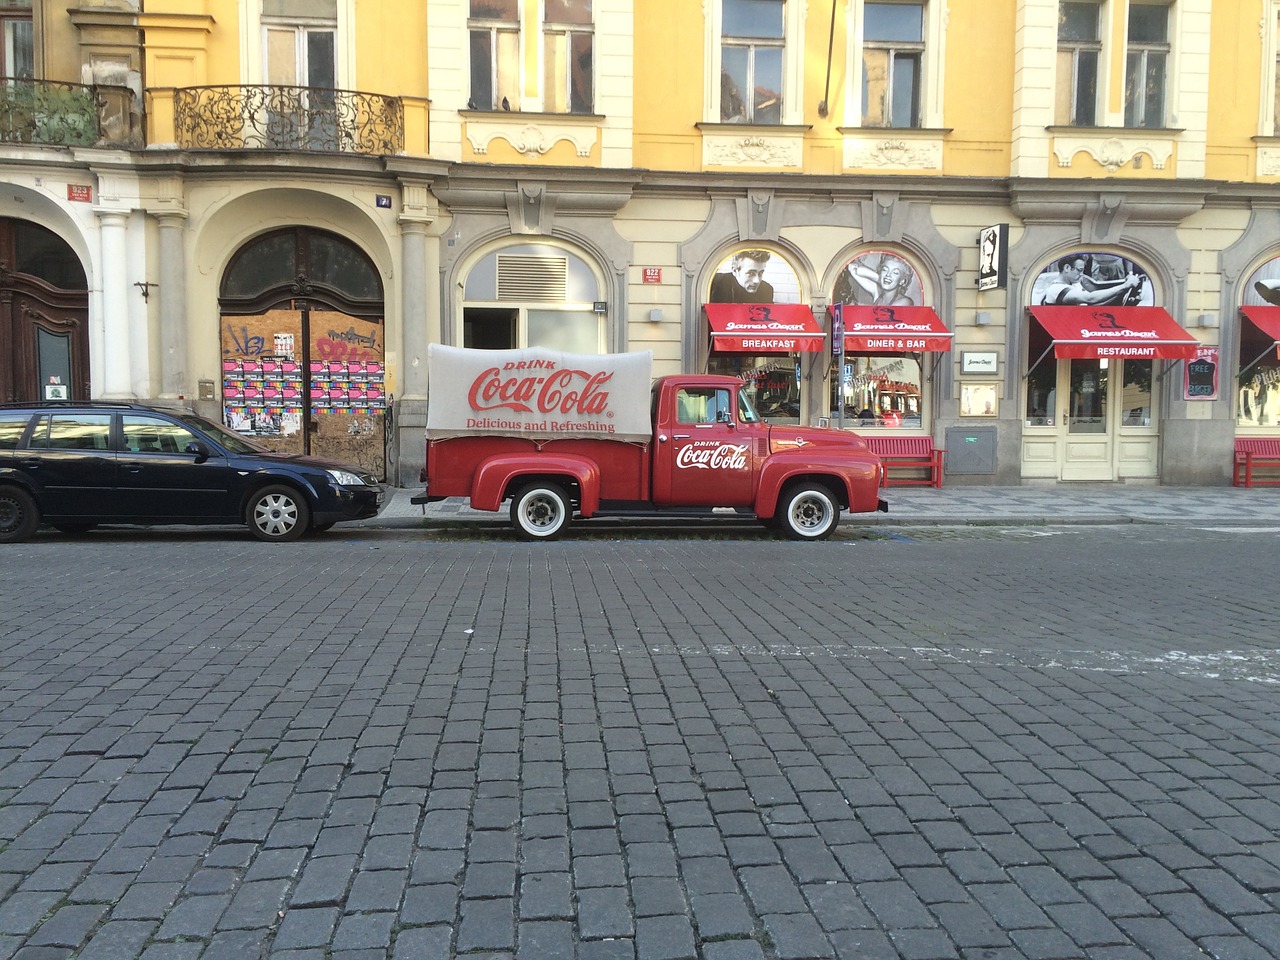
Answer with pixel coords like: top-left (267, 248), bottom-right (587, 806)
top-left (778, 483), bottom-right (839, 541)
top-left (510, 482), bottom-right (570, 540)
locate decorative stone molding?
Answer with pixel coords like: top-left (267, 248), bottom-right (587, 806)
top-left (464, 113), bottom-right (598, 159)
top-left (700, 127), bottom-right (805, 168)
top-left (1051, 132), bottom-right (1175, 172)
top-left (841, 131), bottom-right (944, 171)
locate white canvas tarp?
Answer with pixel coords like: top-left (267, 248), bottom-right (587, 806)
top-left (427, 344), bottom-right (654, 442)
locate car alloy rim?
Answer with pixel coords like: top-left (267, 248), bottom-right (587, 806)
top-left (254, 493), bottom-right (298, 536)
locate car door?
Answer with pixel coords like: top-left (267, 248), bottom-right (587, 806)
top-left (116, 413), bottom-right (238, 521)
top-left (656, 386), bottom-right (757, 507)
top-left (22, 412), bottom-right (118, 518)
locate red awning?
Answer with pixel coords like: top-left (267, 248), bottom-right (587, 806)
top-left (836, 305), bottom-right (954, 352)
top-left (704, 302), bottom-right (825, 353)
top-left (1029, 306), bottom-right (1198, 360)
top-left (1241, 306), bottom-right (1280, 344)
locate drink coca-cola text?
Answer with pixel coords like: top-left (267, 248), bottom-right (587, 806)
top-left (468, 366), bottom-right (614, 415)
top-left (675, 443), bottom-right (749, 470)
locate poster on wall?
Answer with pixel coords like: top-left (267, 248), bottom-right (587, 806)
top-left (707, 249), bottom-right (801, 304)
top-left (1029, 253), bottom-right (1154, 307)
top-left (1184, 347), bottom-right (1218, 401)
top-left (221, 357), bottom-right (304, 437)
top-left (833, 250), bottom-right (925, 307)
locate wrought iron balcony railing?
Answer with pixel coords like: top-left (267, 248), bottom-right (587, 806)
top-left (173, 85), bottom-right (404, 156)
top-left (0, 79), bottom-right (119, 147)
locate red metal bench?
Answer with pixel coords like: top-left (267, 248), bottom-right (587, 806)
top-left (865, 436), bottom-right (944, 488)
top-left (1233, 438), bottom-right (1280, 487)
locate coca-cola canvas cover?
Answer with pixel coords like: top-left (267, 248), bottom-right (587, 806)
top-left (427, 345), bottom-right (654, 442)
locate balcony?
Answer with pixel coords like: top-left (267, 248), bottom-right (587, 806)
top-left (0, 79), bottom-right (138, 148)
top-left (170, 85), bottom-right (425, 157)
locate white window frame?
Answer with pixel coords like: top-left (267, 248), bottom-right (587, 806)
top-left (467, 2), bottom-right (595, 114)
top-left (846, 0), bottom-right (945, 129)
top-left (241, 0), bottom-right (353, 89)
top-left (1057, 1), bottom-right (1104, 126)
top-left (540, 2), bottom-right (595, 115)
top-left (1264, 1), bottom-right (1280, 135)
top-left (705, 0), bottom-right (804, 125)
top-left (1123, 2), bottom-right (1171, 128)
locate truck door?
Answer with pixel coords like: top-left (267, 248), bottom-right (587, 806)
top-left (655, 386), bottom-right (758, 507)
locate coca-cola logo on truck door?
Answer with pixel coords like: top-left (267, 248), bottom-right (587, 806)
top-left (675, 441), bottom-right (749, 471)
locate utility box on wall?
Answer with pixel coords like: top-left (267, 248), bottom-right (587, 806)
top-left (944, 426), bottom-right (998, 475)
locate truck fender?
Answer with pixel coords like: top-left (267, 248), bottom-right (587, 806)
top-left (753, 452), bottom-right (881, 518)
top-left (471, 453), bottom-right (603, 517)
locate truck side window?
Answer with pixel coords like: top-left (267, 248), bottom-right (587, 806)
top-left (677, 388), bottom-right (733, 424)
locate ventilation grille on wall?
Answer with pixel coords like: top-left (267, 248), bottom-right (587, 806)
top-left (497, 254), bottom-right (568, 301)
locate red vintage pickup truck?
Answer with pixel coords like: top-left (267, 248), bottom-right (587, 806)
top-left (411, 346), bottom-right (885, 540)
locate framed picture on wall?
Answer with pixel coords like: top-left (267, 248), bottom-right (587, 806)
top-left (960, 383), bottom-right (998, 417)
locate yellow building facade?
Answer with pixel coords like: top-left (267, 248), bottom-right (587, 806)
top-left (3, 0), bottom-right (1280, 486)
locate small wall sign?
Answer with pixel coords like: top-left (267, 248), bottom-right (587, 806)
top-left (67, 184), bottom-right (92, 203)
top-left (961, 351), bottom-right (999, 375)
top-left (1184, 346), bottom-right (1218, 400)
top-left (642, 267), bottom-right (662, 283)
top-left (375, 195), bottom-right (392, 208)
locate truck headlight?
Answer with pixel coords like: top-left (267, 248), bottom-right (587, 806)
top-left (327, 468), bottom-right (366, 486)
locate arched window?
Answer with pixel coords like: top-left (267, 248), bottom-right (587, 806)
top-left (220, 227), bottom-right (381, 316)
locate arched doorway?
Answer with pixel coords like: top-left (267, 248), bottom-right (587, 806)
top-left (0, 220), bottom-right (89, 403)
top-left (1022, 252), bottom-right (1197, 481)
top-left (219, 227), bottom-right (386, 477)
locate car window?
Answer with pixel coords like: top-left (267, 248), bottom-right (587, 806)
top-left (177, 413), bottom-right (269, 455)
top-left (29, 413), bottom-right (113, 450)
top-left (121, 415), bottom-right (198, 454)
top-left (676, 388), bottom-right (732, 424)
top-left (0, 413), bottom-right (31, 450)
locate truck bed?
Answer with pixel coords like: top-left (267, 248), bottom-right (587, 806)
top-left (424, 435), bottom-right (652, 504)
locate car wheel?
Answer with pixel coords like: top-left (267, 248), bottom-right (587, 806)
top-left (0, 487), bottom-right (39, 544)
top-left (246, 484), bottom-right (310, 542)
top-left (510, 482), bottom-right (570, 540)
top-left (53, 523), bottom-right (98, 535)
top-left (778, 483), bottom-right (839, 541)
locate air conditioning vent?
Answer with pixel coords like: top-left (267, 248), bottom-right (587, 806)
top-left (497, 254), bottom-right (568, 301)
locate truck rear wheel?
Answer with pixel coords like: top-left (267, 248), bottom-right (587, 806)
top-left (778, 483), bottom-right (839, 541)
top-left (510, 482), bottom-right (570, 540)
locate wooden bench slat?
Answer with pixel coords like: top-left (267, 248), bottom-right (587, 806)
top-left (1233, 438), bottom-right (1280, 487)
top-left (865, 436), bottom-right (944, 489)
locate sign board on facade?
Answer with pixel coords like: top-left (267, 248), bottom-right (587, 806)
top-left (375, 195), bottom-right (392, 208)
top-left (961, 351), bottom-right (999, 375)
top-left (1184, 346), bottom-right (1219, 400)
top-left (67, 184), bottom-right (92, 203)
top-left (425, 344), bottom-right (654, 442)
top-left (977, 224), bottom-right (1008, 291)
top-left (642, 267), bottom-right (662, 283)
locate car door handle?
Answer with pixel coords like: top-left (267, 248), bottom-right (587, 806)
top-left (122, 461), bottom-right (144, 473)
top-left (673, 434), bottom-right (690, 439)
top-left (21, 459), bottom-right (40, 469)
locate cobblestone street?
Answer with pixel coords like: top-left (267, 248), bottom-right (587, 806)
top-left (1, 523), bottom-right (1278, 959)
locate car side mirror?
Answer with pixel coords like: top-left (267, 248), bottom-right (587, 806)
top-left (186, 441), bottom-right (210, 464)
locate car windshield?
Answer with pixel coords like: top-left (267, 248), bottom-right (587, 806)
top-left (179, 414), bottom-right (271, 454)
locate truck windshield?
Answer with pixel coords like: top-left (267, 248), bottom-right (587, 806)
top-left (738, 391), bottom-right (762, 423)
